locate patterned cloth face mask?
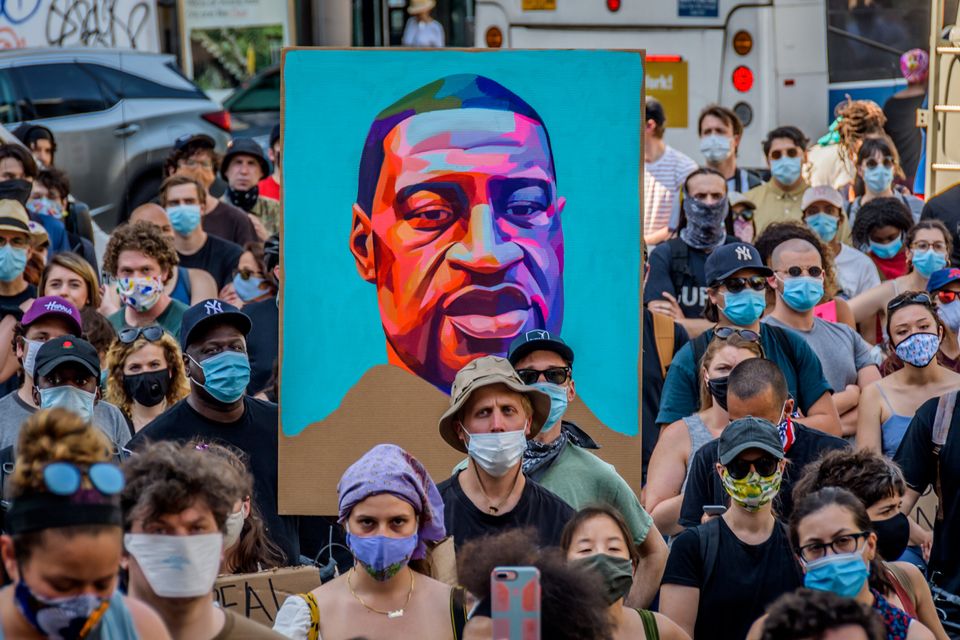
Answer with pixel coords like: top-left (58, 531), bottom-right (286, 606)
top-left (719, 467), bottom-right (783, 512)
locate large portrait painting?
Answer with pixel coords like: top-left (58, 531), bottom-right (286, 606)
top-left (280, 49), bottom-right (644, 514)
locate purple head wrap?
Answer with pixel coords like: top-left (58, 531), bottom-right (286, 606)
top-left (337, 444), bottom-right (446, 560)
top-left (901, 48), bottom-right (929, 85)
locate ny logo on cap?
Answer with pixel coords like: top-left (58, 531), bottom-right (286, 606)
top-left (204, 300), bottom-right (223, 315)
top-left (526, 330), bottom-right (550, 341)
top-left (736, 246), bottom-right (753, 262)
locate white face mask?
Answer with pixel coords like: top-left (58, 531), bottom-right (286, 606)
top-left (22, 339), bottom-right (42, 378)
top-left (464, 428), bottom-right (527, 477)
top-left (124, 533), bottom-right (223, 598)
top-left (223, 505), bottom-right (249, 550)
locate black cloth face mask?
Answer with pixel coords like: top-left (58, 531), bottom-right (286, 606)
top-left (123, 370), bottom-right (171, 407)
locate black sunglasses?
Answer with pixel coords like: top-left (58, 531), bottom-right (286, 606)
top-left (779, 265), bottom-right (823, 278)
top-left (887, 292), bottom-right (935, 314)
top-left (516, 366), bottom-right (571, 386)
top-left (714, 327), bottom-right (760, 342)
top-left (721, 276), bottom-right (767, 293)
top-left (725, 454), bottom-right (780, 480)
top-left (118, 325), bottom-right (164, 344)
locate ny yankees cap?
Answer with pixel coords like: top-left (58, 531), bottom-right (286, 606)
top-left (180, 299), bottom-right (251, 350)
top-left (704, 242), bottom-right (773, 287)
top-left (508, 329), bottom-right (574, 366)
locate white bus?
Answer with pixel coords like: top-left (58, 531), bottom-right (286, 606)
top-left (475, 0), bottom-right (938, 168)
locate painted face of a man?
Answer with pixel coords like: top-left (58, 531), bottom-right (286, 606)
top-left (352, 108), bottom-right (565, 391)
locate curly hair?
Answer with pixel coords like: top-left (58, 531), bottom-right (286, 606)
top-left (122, 440), bottom-right (245, 533)
top-left (40, 252), bottom-right (101, 309)
top-left (191, 441), bottom-right (285, 573)
top-left (761, 588), bottom-right (885, 640)
top-left (35, 168), bottom-right (70, 202)
top-left (850, 197), bottom-right (913, 248)
top-left (102, 221), bottom-right (179, 280)
top-left (457, 528), bottom-right (615, 640)
top-left (754, 221), bottom-right (841, 300)
top-left (163, 142), bottom-right (221, 178)
top-left (791, 449), bottom-right (906, 510)
top-left (103, 331), bottom-right (190, 419)
top-left (836, 99), bottom-right (886, 157)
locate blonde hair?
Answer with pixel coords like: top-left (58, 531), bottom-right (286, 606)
top-left (39, 252), bottom-right (101, 308)
top-left (698, 334), bottom-right (764, 411)
top-left (103, 331), bottom-right (190, 418)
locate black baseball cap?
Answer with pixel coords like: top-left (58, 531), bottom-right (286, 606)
top-left (34, 336), bottom-right (99, 379)
top-left (704, 242), bottom-right (773, 287)
top-left (174, 133), bottom-right (216, 152)
top-left (221, 138), bottom-right (270, 179)
top-left (718, 417), bottom-right (785, 465)
top-left (264, 234), bottom-right (280, 272)
top-left (269, 123), bottom-right (281, 149)
top-left (645, 97), bottom-right (665, 128)
top-left (180, 299), bottom-right (252, 350)
top-left (508, 330), bottom-right (574, 366)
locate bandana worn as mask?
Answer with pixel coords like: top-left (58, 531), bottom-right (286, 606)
top-left (14, 580), bottom-right (110, 640)
top-left (346, 532), bottom-right (419, 582)
top-left (226, 186), bottom-right (260, 212)
top-left (122, 370), bottom-right (171, 408)
top-left (117, 277), bottom-right (163, 313)
top-left (803, 547), bottom-right (870, 598)
top-left (871, 513), bottom-right (910, 561)
top-left (124, 533), bottom-right (223, 598)
top-left (679, 196), bottom-right (728, 250)
top-left (574, 553), bottom-right (634, 606)
top-left (720, 467), bottom-right (782, 512)
top-left (707, 375), bottom-right (729, 411)
top-left (465, 429), bottom-right (527, 477)
top-left (532, 382), bottom-right (568, 432)
top-left (894, 332), bottom-right (941, 368)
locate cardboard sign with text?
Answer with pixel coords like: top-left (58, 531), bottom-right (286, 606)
top-left (214, 566), bottom-right (321, 626)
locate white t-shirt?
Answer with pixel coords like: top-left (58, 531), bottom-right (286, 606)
top-left (835, 243), bottom-right (882, 298)
top-left (402, 18), bottom-right (445, 47)
top-left (644, 145), bottom-right (698, 237)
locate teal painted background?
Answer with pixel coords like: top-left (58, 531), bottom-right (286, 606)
top-left (281, 49), bottom-right (642, 437)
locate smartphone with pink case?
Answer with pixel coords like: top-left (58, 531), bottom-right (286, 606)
top-left (491, 566), bottom-right (541, 640)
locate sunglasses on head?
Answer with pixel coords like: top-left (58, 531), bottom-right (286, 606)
top-left (864, 156), bottom-right (894, 170)
top-left (516, 366), bottom-right (571, 386)
top-left (714, 326), bottom-right (760, 342)
top-left (721, 276), bottom-right (767, 293)
top-left (725, 454), bottom-right (780, 480)
top-left (937, 290), bottom-right (960, 304)
top-left (43, 462), bottom-right (125, 496)
top-left (778, 265), bottom-right (823, 278)
top-left (769, 148), bottom-right (800, 161)
top-left (887, 292), bottom-right (935, 314)
top-left (118, 325), bottom-right (164, 344)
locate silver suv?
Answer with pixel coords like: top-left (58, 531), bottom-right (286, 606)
top-left (0, 48), bottom-right (231, 228)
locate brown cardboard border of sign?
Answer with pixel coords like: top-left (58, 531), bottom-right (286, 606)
top-left (277, 47), bottom-right (646, 515)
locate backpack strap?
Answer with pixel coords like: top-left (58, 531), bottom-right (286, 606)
top-left (651, 312), bottom-right (676, 379)
top-left (932, 392), bottom-right (957, 521)
top-left (635, 608), bottom-right (660, 640)
top-left (299, 592), bottom-right (320, 640)
top-left (450, 586), bottom-right (468, 639)
top-left (667, 238), bottom-right (692, 295)
top-left (697, 516), bottom-right (722, 588)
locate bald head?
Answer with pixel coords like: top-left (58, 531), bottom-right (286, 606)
top-left (130, 203), bottom-right (174, 240)
top-left (771, 238), bottom-right (820, 270)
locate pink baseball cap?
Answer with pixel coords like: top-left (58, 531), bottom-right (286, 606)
top-left (801, 186), bottom-right (845, 212)
top-left (22, 296), bottom-right (82, 336)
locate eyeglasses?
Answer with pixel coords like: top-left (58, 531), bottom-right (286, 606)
top-left (796, 531), bottom-right (870, 563)
top-left (937, 290), bottom-right (960, 304)
top-left (724, 454), bottom-right (780, 480)
top-left (181, 159), bottom-right (213, 170)
top-left (721, 276), bottom-right (767, 293)
top-left (769, 148), bottom-right (801, 160)
top-left (43, 462), bottom-right (125, 496)
top-left (777, 265), bottom-right (824, 278)
top-left (516, 366), bottom-right (571, 386)
top-left (864, 156), bottom-right (895, 170)
top-left (0, 236), bottom-right (29, 249)
top-left (887, 292), bottom-right (935, 314)
top-left (233, 268), bottom-right (263, 281)
top-left (118, 325), bottom-right (165, 344)
top-left (911, 241), bottom-right (948, 253)
top-left (714, 327), bottom-right (760, 342)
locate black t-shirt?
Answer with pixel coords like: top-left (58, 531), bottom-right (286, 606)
top-left (883, 93), bottom-right (925, 184)
top-left (437, 471), bottom-right (575, 551)
top-left (643, 236), bottom-right (738, 318)
top-left (0, 284), bottom-right (35, 317)
top-left (242, 297), bottom-right (278, 395)
top-left (662, 516), bottom-right (803, 640)
top-left (128, 397), bottom-right (299, 564)
top-left (641, 309), bottom-right (689, 481)
top-left (895, 394), bottom-right (960, 594)
top-left (178, 234), bottom-right (243, 290)
top-left (203, 201), bottom-right (257, 247)
top-left (679, 422), bottom-right (849, 528)
top-left (921, 184), bottom-right (960, 268)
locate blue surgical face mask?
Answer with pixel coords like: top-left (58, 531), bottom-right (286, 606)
top-left (721, 289), bottom-right (767, 326)
top-left (863, 164), bottom-right (894, 194)
top-left (0, 244), bottom-right (27, 282)
top-left (232, 273), bottom-right (266, 302)
top-left (770, 156), bottom-right (802, 186)
top-left (869, 236), bottom-right (903, 259)
top-left (189, 351), bottom-right (250, 403)
top-left (805, 213), bottom-right (839, 243)
top-left (780, 276), bottom-right (824, 312)
top-left (166, 204), bottom-right (202, 236)
top-left (346, 532), bottom-right (418, 582)
top-left (38, 385), bottom-right (96, 423)
top-left (532, 382), bottom-right (568, 432)
top-left (912, 249), bottom-right (948, 279)
top-left (803, 547), bottom-right (870, 598)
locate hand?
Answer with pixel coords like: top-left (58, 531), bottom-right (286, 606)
top-left (648, 292), bottom-right (684, 320)
top-left (922, 537), bottom-right (932, 563)
top-left (218, 284), bottom-right (243, 308)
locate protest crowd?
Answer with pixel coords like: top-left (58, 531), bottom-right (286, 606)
top-left (0, 43), bottom-right (959, 640)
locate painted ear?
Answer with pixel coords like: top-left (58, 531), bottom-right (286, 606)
top-left (350, 203), bottom-right (376, 283)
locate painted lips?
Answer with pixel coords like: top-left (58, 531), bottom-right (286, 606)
top-left (443, 284), bottom-right (532, 339)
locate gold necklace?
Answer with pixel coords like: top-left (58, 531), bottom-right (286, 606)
top-left (348, 567), bottom-right (415, 619)
top-left (473, 462), bottom-right (521, 513)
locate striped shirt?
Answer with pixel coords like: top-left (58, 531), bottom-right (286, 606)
top-left (644, 145), bottom-right (698, 237)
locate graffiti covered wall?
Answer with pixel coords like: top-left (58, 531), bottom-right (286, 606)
top-left (0, 0), bottom-right (159, 51)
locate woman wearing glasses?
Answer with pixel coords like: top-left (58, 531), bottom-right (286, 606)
top-left (857, 291), bottom-right (960, 458)
top-left (646, 332), bottom-right (763, 536)
top-left (848, 136), bottom-right (924, 228)
top-left (0, 409), bottom-right (170, 639)
top-left (103, 325), bottom-right (190, 432)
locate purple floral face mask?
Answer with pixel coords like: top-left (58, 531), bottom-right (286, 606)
top-left (894, 332), bottom-right (941, 368)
